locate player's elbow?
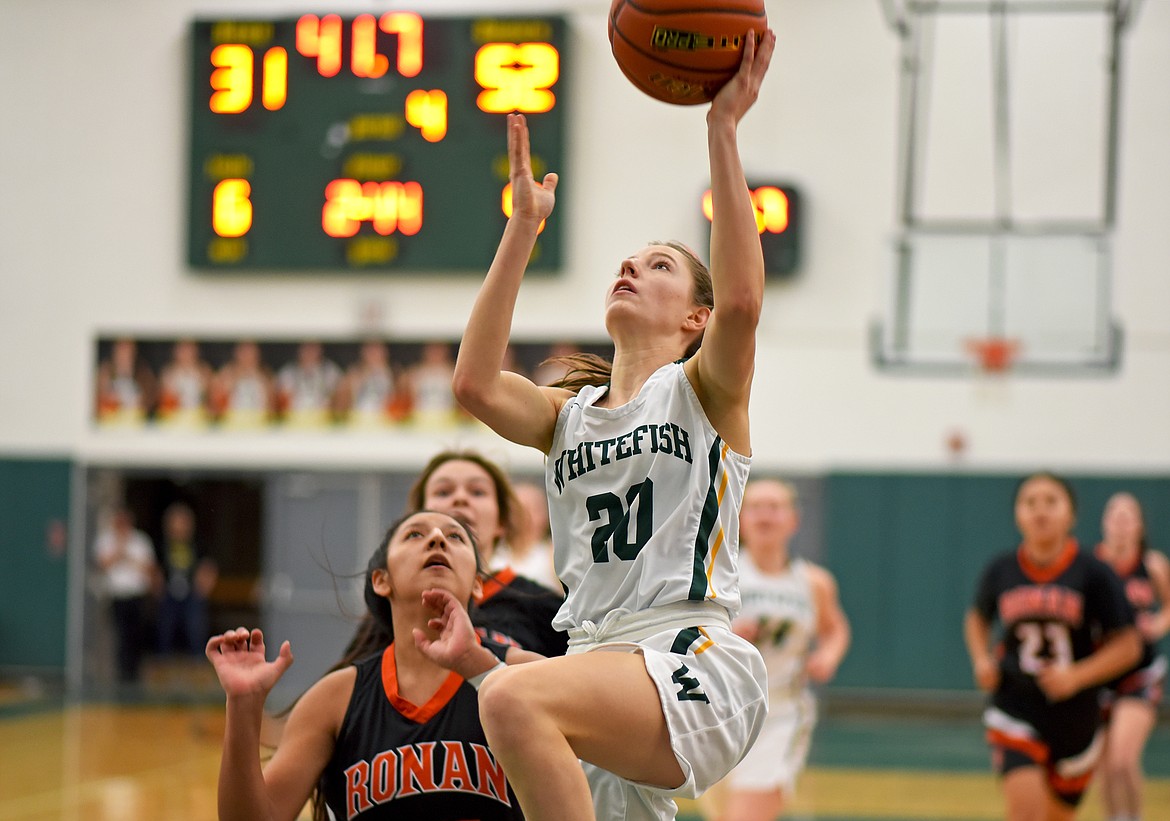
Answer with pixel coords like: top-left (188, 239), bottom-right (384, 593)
top-left (451, 367), bottom-right (493, 413)
top-left (717, 288), bottom-right (762, 329)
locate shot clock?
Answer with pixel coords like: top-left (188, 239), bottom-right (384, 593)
top-left (187, 13), bottom-right (568, 272)
top-left (701, 182), bottom-right (802, 278)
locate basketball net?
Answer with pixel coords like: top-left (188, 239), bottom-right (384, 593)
top-left (965, 337), bottom-right (1019, 375)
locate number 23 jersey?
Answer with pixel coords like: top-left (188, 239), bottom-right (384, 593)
top-left (546, 361), bottom-right (751, 631)
top-left (973, 539), bottom-right (1134, 711)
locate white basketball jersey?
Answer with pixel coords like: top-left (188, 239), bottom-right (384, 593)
top-left (546, 361), bottom-right (750, 631)
top-left (737, 555), bottom-right (817, 694)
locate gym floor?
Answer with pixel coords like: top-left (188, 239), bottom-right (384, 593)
top-left (2, 684), bottom-right (1168, 821)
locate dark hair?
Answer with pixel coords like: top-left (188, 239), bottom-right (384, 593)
top-left (305, 509), bottom-right (482, 821)
top-left (408, 449), bottom-right (524, 549)
top-left (326, 509), bottom-right (483, 673)
top-left (1014, 471), bottom-right (1078, 515)
top-left (546, 241), bottom-right (713, 391)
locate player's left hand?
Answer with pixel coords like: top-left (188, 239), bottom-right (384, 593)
top-left (506, 112), bottom-right (557, 226)
top-left (1036, 662), bottom-right (1082, 702)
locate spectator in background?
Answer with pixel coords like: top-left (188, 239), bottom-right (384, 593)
top-left (212, 339), bottom-right (275, 429)
top-left (335, 339), bottom-right (397, 428)
top-left (493, 479), bottom-right (560, 592)
top-left (276, 340), bottom-right (342, 427)
top-left (157, 338), bottom-right (213, 428)
top-left (94, 507), bottom-right (159, 685)
top-left (95, 337), bottom-right (157, 426)
top-left (156, 502), bottom-right (218, 663)
top-left (1094, 492), bottom-right (1170, 821)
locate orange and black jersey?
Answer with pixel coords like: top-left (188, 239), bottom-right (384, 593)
top-left (1095, 543), bottom-right (1159, 682)
top-left (472, 566), bottom-right (567, 658)
top-left (322, 641), bottom-right (523, 821)
top-left (973, 539), bottom-right (1134, 711)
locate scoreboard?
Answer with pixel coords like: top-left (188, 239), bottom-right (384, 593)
top-left (187, 13), bottom-right (568, 272)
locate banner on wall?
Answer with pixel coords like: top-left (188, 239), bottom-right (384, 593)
top-left (93, 336), bottom-right (610, 433)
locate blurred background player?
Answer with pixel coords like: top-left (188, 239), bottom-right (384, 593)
top-left (964, 472), bottom-right (1142, 821)
top-left (492, 479), bottom-right (560, 592)
top-left (700, 478), bottom-right (851, 821)
top-left (1094, 491), bottom-right (1170, 821)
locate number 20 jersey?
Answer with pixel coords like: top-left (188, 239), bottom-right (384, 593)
top-left (546, 361), bottom-right (751, 632)
top-left (973, 540), bottom-right (1134, 713)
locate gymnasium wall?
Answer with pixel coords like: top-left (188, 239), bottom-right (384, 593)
top-left (826, 472), bottom-right (1170, 693)
top-left (1, 2), bottom-right (1168, 687)
top-left (0, 459), bottom-right (71, 670)
top-left (1, 0), bottom-right (1167, 472)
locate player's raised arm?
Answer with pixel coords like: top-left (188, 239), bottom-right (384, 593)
top-left (689, 29), bottom-right (776, 451)
top-left (452, 113), bottom-right (569, 452)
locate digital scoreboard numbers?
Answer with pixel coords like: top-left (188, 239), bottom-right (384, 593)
top-left (702, 182), bottom-right (802, 278)
top-left (187, 14), bottom-right (567, 272)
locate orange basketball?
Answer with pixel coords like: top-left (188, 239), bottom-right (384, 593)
top-left (608, 0), bottom-right (768, 105)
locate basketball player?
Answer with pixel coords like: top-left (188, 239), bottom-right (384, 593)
top-left (409, 450), bottom-right (567, 658)
top-left (449, 29), bottom-right (776, 821)
top-left (1094, 492), bottom-right (1170, 821)
top-left (206, 510), bottom-right (538, 821)
top-left (964, 473), bottom-right (1142, 821)
top-left (700, 479), bottom-right (850, 821)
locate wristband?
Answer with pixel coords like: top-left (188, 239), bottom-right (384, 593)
top-left (467, 660), bottom-right (506, 690)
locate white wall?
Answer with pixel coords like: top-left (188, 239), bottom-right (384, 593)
top-left (1, 0), bottom-right (1167, 474)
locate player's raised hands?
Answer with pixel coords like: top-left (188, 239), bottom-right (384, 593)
top-left (414, 587), bottom-right (485, 676)
top-left (206, 627), bottom-right (293, 698)
top-left (708, 28), bottom-right (776, 127)
top-left (506, 112), bottom-right (558, 226)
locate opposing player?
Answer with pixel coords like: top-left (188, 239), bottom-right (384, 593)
top-left (1094, 492), bottom-right (1170, 821)
top-left (700, 479), bottom-right (850, 821)
top-left (964, 473), bottom-right (1142, 821)
top-left (207, 510), bottom-right (537, 821)
top-left (450, 29), bottom-right (776, 821)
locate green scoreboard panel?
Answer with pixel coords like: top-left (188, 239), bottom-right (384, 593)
top-left (187, 13), bottom-right (567, 272)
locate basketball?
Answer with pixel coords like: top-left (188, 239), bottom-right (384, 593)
top-left (608, 0), bottom-right (768, 105)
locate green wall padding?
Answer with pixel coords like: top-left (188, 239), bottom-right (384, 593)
top-left (825, 472), bottom-right (1170, 692)
top-left (0, 458), bottom-right (72, 669)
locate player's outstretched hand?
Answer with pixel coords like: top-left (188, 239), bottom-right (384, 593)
top-left (708, 28), bottom-right (776, 127)
top-left (206, 627), bottom-right (293, 698)
top-left (414, 588), bottom-right (483, 677)
top-left (506, 112), bottom-right (558, 226)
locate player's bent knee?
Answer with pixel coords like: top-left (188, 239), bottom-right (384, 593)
top-left (478, 666), bottom-right (538, 745)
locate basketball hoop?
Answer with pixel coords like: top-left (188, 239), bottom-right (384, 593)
top-left (965, 337), bottom-right (1020, 374)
